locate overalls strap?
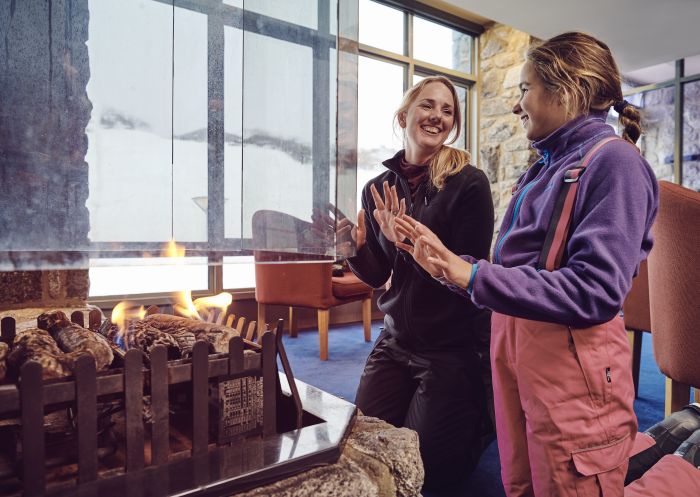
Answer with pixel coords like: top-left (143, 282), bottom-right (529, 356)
top-left (537, 136), bottom-right (622, 271)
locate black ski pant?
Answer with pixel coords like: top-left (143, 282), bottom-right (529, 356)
top-left (355, 330), bottom-right (492, 490)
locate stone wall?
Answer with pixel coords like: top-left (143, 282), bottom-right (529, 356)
top-left (0, 0), bottom-right (91, 309)
top-left (478, 24), bottom-right (538, 240)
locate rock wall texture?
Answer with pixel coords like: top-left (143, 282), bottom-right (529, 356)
top-left (478, 24), bottom-right (538, 239)
top-left (234, 416), bottom-right (424, 497)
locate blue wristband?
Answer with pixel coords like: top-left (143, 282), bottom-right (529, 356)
top-left (466, 262), bottom-right (479, 295)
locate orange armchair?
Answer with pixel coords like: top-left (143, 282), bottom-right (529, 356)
top-left (254, 254), bottom-right (373, 361)
top-left (648, 181), bottom-right (700, 415)
top-left (251, 209), bottom-right (374, 360)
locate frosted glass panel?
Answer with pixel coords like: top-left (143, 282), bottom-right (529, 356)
top-left (173, 6), bottom-right (208, 242)
top-left (86, 0), bottom-right (173, 242)
top-left (0, 0), bottom-right (357, 269)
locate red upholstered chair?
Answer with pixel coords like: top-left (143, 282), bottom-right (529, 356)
top-left (623, 259), bottom-right (651, 398)
top-left (254, 253), bottom-right (373, 361)
top-left (647, 181), bottom-right (700, 415)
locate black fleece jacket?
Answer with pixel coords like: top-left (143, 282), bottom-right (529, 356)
top-left (348, 150), bottom-right (494, 352)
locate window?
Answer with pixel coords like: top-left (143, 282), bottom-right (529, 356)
top-left (622, 55), bottom-right (700, 189)
top-left (86, 0), bottom-right (481, 299)
top-left (356, 0), bottom-right (478, 209)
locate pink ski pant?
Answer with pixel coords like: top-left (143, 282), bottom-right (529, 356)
top-left (491, 312), bottom-right (637, 497)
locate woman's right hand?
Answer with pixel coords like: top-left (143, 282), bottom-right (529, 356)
top-left (395, 216), bottom-right (472, 288)
top-left (370, 181), bottom-right (406, 243)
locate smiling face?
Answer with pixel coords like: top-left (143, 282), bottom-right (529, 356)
top-left (513, 61), bottom-right (571, 141)
top-left (399, 81), bottom-right (455, 164)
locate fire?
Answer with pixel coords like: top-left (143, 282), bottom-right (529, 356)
top-left (165, 239), bottom-right (233, 322)
top-left (163, 239), bottom-right (186, 258)
top-left (111, 301), bottom-right (146, 349)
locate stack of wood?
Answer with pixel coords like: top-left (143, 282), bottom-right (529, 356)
top-left (102, 307), bottom-right (251, 361)
top-left (5, 310), bottom-right (114, 380)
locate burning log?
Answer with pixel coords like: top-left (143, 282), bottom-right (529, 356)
top-left (104, 320), bottom-right (186, 360)
top-left (0, 342), bottom-right (8, 381)
top-left (7, 328), bottom-right (79, 380)
top-left (37, 310), bottom-right (114, 371)
top-left (143, 314), bottom-right (239, 353)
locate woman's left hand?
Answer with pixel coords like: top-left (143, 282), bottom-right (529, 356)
top-left (370, 181), bottom-right (406, 243)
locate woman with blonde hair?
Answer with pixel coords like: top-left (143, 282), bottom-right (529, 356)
top-left (395, 32), bottom-right (668, 495)
top-left (347, 75), bottom-right (495, 490)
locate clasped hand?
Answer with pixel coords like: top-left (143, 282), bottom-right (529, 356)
top-left (394, 216), bottom-right (472, 289)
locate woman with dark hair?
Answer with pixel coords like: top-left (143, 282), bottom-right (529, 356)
top-left (347, 75), bottom-right (495, 491)
top-left (395, 32), bottom-right (670, 496)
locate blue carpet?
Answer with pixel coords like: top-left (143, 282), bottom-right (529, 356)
top-left (282, 326), bottom-right (666, 497)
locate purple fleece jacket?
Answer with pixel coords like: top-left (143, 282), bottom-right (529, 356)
top-left (462, 111), bottom-right (658, 327)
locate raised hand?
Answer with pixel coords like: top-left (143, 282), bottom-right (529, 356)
top-left (370, 181), bottom-right (406, 243)
top-left (395, 216), bottom-right (472, 288)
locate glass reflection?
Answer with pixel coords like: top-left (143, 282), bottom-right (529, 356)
top-left (683, 81), bottom-right (700, 190)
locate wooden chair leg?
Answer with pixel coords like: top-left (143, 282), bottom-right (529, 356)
top-left (288, 307), bottom-right (298, 338)
top-left (257, 303), bottom-right (266, 335)
top-left (694, 387), bottom-right (700, 404)
top-left (628, 330), bottom-right (643, 398)
top-left (362, 297), bottom-right (371, 342)
top-left (665, 376), bottom-right (691, 416)
top-left (317, 309), bottom-right (329, 361)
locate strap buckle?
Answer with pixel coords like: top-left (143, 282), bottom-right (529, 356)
top-left (564, 167), bottom-right (585, 183)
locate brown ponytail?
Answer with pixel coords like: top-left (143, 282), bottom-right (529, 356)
top-left (617, 103), bottom-right (642, 145)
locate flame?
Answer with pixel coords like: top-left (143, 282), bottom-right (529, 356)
top-left (164, 240), bottom-right (233, 321)
top-left (163, 239), bottom-right (186, 258)
top-left (174, 289), bottom-right (201, 319)
top-left (111, 301), bottom-right (146, 349)
top-left (194, 292), bottom-right (233, 312)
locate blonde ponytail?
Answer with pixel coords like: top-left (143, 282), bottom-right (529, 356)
top-left (429, 146), bottom-right (471, 190)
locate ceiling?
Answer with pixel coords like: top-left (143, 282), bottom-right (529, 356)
top-left (441, 0), bottom-right (700, 74)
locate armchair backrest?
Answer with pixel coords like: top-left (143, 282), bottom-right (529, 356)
top-left (649, 181), bottom-right (700, 387)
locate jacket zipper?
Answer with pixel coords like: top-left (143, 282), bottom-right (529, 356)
top-left (493, 151), bottom-right (550, 264)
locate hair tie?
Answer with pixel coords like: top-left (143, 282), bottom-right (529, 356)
top-left (613, 100), bottom-right (630, 114)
